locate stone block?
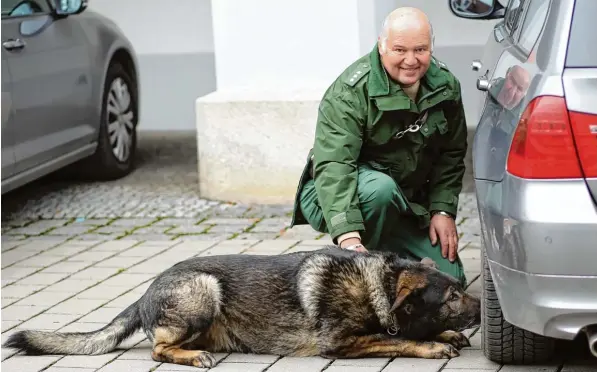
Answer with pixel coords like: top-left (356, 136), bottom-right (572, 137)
top-left (196, 87), bottom-right (327, 204)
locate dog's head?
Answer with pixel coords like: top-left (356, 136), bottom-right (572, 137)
top-left (389, 257), bottom-right (481, 339)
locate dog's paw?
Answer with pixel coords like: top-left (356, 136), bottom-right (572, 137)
top-left (192, 351), bottom-right (217, 368)
top-left (436, 330), bottom-right (471, 350)
top-left (423, 342), bottom-right (460, 359)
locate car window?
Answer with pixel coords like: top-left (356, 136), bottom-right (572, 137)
top-left (566, 0), bottom-right (597, 67)
top-left (1, 0), bottom-right (50, 18)
top-left (516, 0), bottom-right (550, 54)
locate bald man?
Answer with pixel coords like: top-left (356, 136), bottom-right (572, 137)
top-left (290, 7), bottom-right (468, 286)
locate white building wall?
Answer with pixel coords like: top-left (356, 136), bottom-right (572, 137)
top-left (90, 0), bottom-right (498, 131)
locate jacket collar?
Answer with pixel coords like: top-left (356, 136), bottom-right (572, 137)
top-left (367, 44), bottom-right (449, 99)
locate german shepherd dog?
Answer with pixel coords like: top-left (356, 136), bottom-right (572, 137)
top-left (4, 247), bottom-right (480, 368)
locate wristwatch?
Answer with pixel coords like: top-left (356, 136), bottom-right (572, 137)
top-left (432, 210), bottom-right (455, 219)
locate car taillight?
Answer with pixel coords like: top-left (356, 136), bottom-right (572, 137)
top-left (569, 110), bottom-right (597, 178)
top-left (507, 96), bottom-right (584, 179)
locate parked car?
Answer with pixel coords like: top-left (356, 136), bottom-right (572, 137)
top-left (2, 0), bottom-right (140, 194)
top-left (449, 0), bottom-right (597, 364)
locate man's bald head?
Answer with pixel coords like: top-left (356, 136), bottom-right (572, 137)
top-left (379, 7), bottom-right (434, 54)
top-left (377, 7), bottom-right (434, 87)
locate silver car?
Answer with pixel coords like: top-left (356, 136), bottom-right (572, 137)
top-left (2, 0), bottom-right (140, 194)
top-left (449, 0), bottom-right (597, 364)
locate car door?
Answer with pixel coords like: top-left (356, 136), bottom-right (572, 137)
top-left (1, 0), bottom-right (93, 174)
top-left (1, 45), bottom-right (16, 180)
top-left (472, 0), bottom-right (551, 182)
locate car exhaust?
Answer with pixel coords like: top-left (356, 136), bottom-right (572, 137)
top-left (585, 325), bottom-right (597, 358)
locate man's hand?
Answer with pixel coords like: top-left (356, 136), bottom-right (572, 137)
top-left (429, 213), bottom-right (458, 262)
top-left (340, 237), bottom-right (368, 253)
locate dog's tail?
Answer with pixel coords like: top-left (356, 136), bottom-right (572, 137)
top-left (3, 300), bottom-right (141, 355)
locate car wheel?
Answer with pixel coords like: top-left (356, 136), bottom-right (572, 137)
top-left (481, 251), bottom-right (555, 364)
top-left (86, 62), bottom-right (138, 180)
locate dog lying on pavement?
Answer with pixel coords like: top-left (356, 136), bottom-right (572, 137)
top-left (4, 246), bottom-right (480, 368)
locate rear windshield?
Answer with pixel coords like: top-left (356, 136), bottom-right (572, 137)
top-left (566, 0), bottom-right (597, 67)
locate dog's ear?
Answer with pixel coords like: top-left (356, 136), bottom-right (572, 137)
top-left (390, 269), bottom-right (427, 312)
top-left (389, 287), bottom-right (412, 312)
top-left (420, 257), bottom-right (438, 269)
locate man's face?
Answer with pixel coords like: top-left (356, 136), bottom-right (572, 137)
top-left (497, 66), bottom-right (530, 110)
top-left (378, 24), bottom-right (432, 86)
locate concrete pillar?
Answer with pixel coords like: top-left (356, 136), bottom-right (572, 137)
top-left (196, 0), bottom-right (393, 204)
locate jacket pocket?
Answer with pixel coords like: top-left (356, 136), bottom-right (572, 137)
top-left (420, 109), bottom-right (448, 138)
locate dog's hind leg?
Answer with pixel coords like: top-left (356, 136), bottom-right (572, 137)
top-left (151, 326), bottom-right (217, 368)
top-left (148, 273), bottom-right (223, 368)
top-left (324, 334), bottom-right (460, 359)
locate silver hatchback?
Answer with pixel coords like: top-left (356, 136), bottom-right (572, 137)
top-left (2, 0), bottom-right (140, 194)
top-left (449, 0), bottom-right (597, 364)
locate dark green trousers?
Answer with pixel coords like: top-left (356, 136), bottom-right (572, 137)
top-left (299, 165), bottom-right (466, 287)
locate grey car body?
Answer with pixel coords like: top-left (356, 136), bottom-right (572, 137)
top-left (449, 0), bottom-right (597, 364)
top-left (2, 0), bottom-right (140, 194)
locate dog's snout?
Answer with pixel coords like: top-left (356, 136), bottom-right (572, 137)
top-left (465, 293), bottom-right (481, 327)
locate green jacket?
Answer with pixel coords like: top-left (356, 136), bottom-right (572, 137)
top-left (290, 45), bottom-right (468, 242)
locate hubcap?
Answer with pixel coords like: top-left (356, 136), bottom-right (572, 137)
top-left (106, 77), bottom-right (134, 162)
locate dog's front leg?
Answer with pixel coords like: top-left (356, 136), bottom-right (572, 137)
top-left (434, 331), bottom-right (471, 350)
top-left (324, 335), bottom-right (460, 359)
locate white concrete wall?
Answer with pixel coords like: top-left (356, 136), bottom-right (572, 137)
top-left (90, 0), bottom-right (499, 131)
top-left (88, 0), bottom-right (217, 131)
top-left (88, 0), bottom-right (214, 55)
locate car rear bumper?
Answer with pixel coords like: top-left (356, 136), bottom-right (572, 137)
top-left (488, 259), bottom-right (597, 339)
top-left (476, 176), bottom-right (597, 339)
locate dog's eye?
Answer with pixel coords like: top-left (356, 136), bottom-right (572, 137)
top-left (449, 293), bottom-right (459, 302)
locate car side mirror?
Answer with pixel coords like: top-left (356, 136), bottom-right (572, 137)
top-left (448, 0), bottom-right (505, 20)
top-left (53, 0), bottom-right (88, 16)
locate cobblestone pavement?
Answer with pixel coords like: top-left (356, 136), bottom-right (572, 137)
top-left (1, 133), bottom-right (595, 372)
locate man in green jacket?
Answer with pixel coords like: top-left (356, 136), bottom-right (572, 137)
top-left (290, 7), bottom-right (469, 286)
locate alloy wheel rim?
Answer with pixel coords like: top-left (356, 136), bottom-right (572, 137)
top-left (106, 77), bottom-right (134, 162)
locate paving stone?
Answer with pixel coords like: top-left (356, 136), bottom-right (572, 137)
top-left (210, 362), bottom-right (271, 371)
top-left (44, 243), bottom-right (95, 256)
top-left (0, 355), bottom-right (61, 372)
top-left (96, 359), bottom-right (160, 372)
top-left (78, 306), bottom-right (128, 323)
top-left (224, 353), bottom-right (279, 364)
top-left (1, 284), bottom-right (46, 299)
top-left (244, 240), bottom-right (299, 254)
top-left (41, 261), bottom-right (92, 274)
top-left (44, 279), bottom-right (97, 292)
top-left (325, 367), bottom-right (381, 372)
top-left (2, 266), bottom-right (43, 281)
top-left (2, 305), bottom-right (47, 321)
top-left (267, 356), bottom-right (331, 371)
top-left (46, 225), bottom-right (95, 235)
top-left (382, 358), bottom-right (446, 371)
top-left (66, 250), bottom-right (116, 263)
top-left (497, 366), bottom-right (560, 372)
top-left (48, 298), bottom-right (106, 315)
top-left (176, 233), bottom-right (232, 241)
top-left (331, 358), bottom-right (391, 368)
top-left (18, 313), bottom-right (80, 331)
top-left (167, 225), bottom-right (210, 234)
top-left (94, 255), bottom-right (146, 268)
top-left (233, 232), bottom-right (280, 240)
top-left (11, 253), bottom-right (66, 269)
top-left (13, 289), bottom-right (73, 306)
top-left (443, 349), bottom-right (500, 370)
top-left (46, 367), bottom-right (103, 372)
top-left (75, 284), bottom-right (132, 300)
top-left (126, 233), bottom-right (178, 241)
top-left (90, 240), bottom-right (140, 252)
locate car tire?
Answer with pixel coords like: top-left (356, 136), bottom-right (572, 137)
top-left (481, 251), bottom-right (555, 364)
top-left (84, 62), bottom-right (138, 180)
